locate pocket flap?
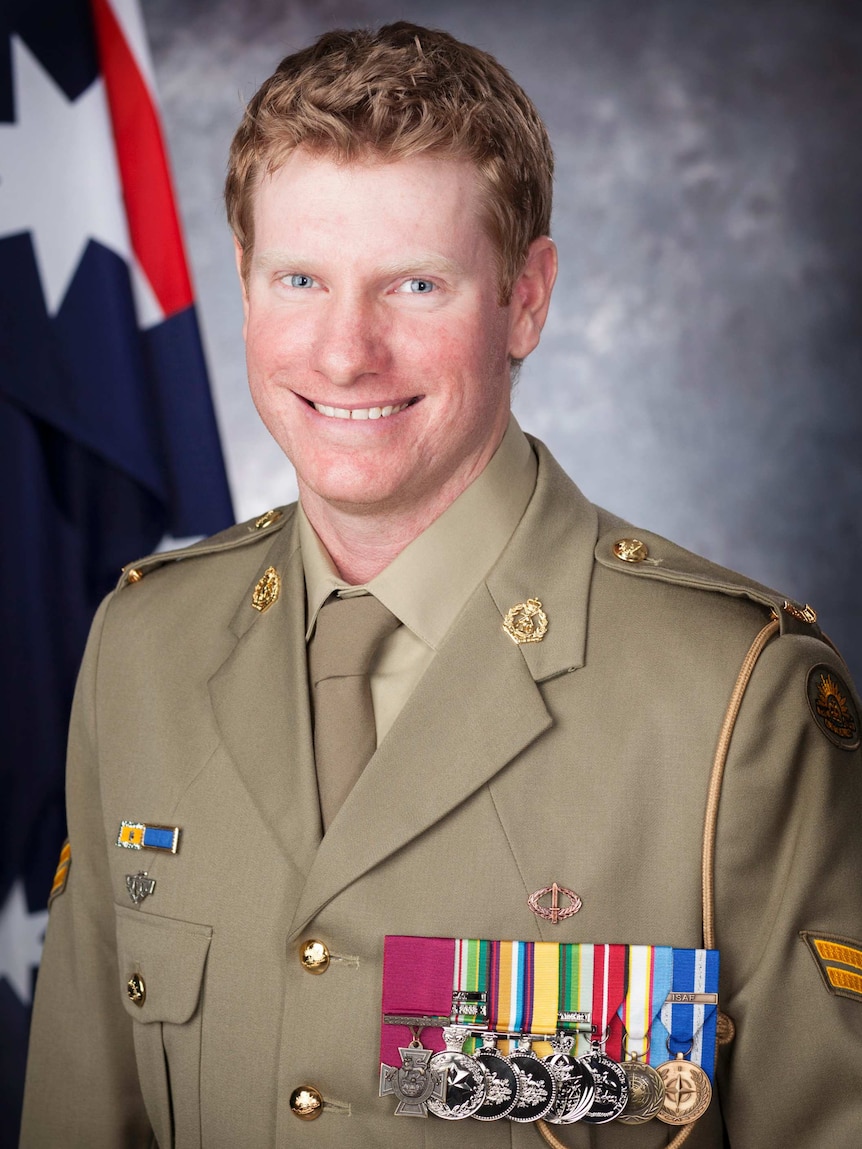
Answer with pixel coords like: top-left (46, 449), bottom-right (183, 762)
top-left (115, 905), bottom-right (212, 1024)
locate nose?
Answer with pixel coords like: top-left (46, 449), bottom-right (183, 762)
top-left (310, 292), bottom-right (389, 388)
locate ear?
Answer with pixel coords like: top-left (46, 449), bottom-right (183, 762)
top-left (234, 237), bottom-right (250, 338)
top-left (507, 237), bottom-right (558, 361)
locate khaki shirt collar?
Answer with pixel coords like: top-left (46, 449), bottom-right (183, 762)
top-left (300, 414), bottom-right (537, 647)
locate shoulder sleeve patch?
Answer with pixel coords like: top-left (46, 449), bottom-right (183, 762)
top-left (48, 839), bottom-right (71, 906)
top-left (801, 932), bottom-right (862, 1003)
top-left (806, 665), bottom-right (860, 751)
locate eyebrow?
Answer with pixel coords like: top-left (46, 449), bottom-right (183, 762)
top-left (374, 256), bottom-right (464, 280)
top-left (252, 250), bottom-right (466, 280)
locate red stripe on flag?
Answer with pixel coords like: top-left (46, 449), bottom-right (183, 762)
top-left (90, 0), bottom-right (193, 316)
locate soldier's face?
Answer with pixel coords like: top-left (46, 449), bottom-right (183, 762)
top-left (239, 148), bottom-right (553, 526)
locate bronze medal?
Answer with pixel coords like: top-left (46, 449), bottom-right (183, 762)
top-left (617, 1058), bottom-right (666, 1124)
top-left (656, 1053), bottom-right (712, 1125)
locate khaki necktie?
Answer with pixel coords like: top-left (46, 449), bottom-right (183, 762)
top-left (309, 594), bottom-right (401, 830)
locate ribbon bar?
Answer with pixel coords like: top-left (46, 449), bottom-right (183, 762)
top-left (381, 936), bottom-right (720, 1081)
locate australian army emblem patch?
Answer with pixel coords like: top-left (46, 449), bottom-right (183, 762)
top-left (807, 666), bottom-right (860, 751)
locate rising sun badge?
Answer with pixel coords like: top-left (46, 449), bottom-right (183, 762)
top-left (807, 665), bottom-right (860, 751)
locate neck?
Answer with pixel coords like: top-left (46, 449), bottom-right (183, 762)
top-left (299, 448), bottom-right (501, 585)
top-left (299, 505), bottom-right (420, 585)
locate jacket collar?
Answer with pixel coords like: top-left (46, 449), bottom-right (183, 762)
top-left (287, 439), bottom-right (599, 938)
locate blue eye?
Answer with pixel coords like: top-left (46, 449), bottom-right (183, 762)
top-left (288, 274), bottom-right (314, 288)
top-left (408, 279), bottom-right (434, 294)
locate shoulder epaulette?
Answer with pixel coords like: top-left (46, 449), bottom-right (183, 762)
top-left (116, 507), bottom-right (292, 590)
top-left (594, 525), bottom-right (822, 640)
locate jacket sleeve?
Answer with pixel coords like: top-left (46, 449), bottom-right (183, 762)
top-left (20, 595), bottom-right (153, 1148)
top-left (714, 630), bottom-right (862, 1146)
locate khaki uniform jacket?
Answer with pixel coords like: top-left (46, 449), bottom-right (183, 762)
top-left (21, 440), bottom-right (862, 1148)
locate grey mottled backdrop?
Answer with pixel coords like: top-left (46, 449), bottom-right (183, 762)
top-left (141, 0), bottom-right (862, 680)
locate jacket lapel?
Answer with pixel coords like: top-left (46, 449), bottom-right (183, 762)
top-left (288, 581), bottom-right (551, 939)
top-left (288, 443), bottom-right (600, 939)
top-left (208, 515), bottom-right (322, 885)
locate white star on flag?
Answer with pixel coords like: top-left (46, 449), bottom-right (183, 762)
top-left (0, 881), bottom-right (49, 1006)
top-left (0, 35), bottom-right (160, 323)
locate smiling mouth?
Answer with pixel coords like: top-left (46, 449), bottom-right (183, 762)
top-left (305, 398), bottom-right (418, 420)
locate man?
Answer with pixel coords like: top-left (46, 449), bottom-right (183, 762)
top-left (21, 22), bottom-right (862, 1148)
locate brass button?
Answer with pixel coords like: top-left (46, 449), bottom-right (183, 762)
top-left (253, 509), bottom-right (283, 530)
top-left (716, 1011), bottom-right (736, 1046)
top-left (126, 568), bottom-right (144, 583)
top-left (127, 973), bottom-right (146, 1007)
top-left (289, 1086), bottom-right (323, 1120)
top-left (613, 538), bottom-right (649, 563)
top-left (300, 939), bottom-right (330, 974)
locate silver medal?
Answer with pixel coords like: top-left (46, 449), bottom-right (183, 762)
top-left (471, 1032), bottom-right (521, 1121)
top-left (427, 1026), bottom-right (488, 1120)
top-left (579, 1041), bottom-right (629, 1124)
top-left (543, 1033), bottom-right (596, 1124)
top-left (508, 1035), bottom-right (558, 1123)
top-left (379, 1038), bottom-right (446, 1117)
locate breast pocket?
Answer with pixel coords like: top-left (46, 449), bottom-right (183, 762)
top-left (115, 905), bottom-right (212, 1149)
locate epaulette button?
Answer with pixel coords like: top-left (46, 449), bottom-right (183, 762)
top-left (613, 538), bottom-right (649, 563)
top-left (253, 509), bottom-right (283, 531)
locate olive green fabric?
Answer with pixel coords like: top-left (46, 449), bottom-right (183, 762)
top-left (20, 438), bottom-right (862, 1147)
top-left (309, 594), bottom-right (400, 830)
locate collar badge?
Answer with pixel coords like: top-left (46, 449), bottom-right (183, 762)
top-left (252, 566), bottom-right (280, 612)
top-left (503, 598), bottom-right (548, 645)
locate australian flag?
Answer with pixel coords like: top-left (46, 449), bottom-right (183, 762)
top-left (0, 0), bottom-right (234, 1140)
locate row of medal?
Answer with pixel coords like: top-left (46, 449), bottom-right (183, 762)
top-left (380, 1021), bottom-right (712, 1126)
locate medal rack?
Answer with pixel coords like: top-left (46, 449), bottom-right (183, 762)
top-left (379, 936), bottom-right (719, 1127)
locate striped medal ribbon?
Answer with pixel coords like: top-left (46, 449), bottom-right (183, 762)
top-left (484, 940), bottom-right (560, 1122)
top-left (557, 942), bottom-right (594, 1057)
top-left (617, 945), bottom-right (674, 1125)
top-left (452, 937), bottom-right (490, 1044)
top-left (453, 939), bottom-right (561, 1121)
top-left (659, 948), bottom-right (720, 1075)
top-left (458, 939), bottom-right (561, 1049)
top-left (620, 944), bottom-right (674, 1064)
top-left (544, 943), bottom-right (598, 1124)
top-left (580, 944), bottom-right (629, 1124)
top-left (655, 948), bottom-right (720, 1126)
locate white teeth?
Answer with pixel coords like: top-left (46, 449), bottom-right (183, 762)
top-left (312, 401), bottom-right (411, 420)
